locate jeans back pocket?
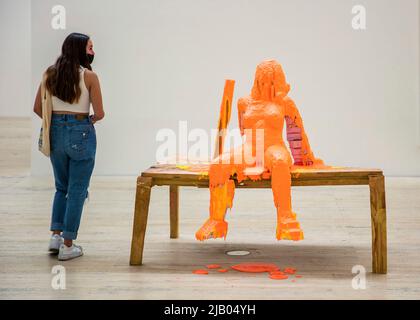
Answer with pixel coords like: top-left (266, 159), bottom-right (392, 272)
top-left (68, 125), bottom-right (95, 160)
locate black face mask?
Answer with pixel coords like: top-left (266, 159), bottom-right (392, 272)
top-left (87, 54), bottom-right (94, 64)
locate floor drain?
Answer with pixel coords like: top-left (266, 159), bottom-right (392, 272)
top-left (225, 250), bottom-right (251, 256)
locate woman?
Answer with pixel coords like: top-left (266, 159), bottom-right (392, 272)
top-left (33, 32), bottom-right (105, 261)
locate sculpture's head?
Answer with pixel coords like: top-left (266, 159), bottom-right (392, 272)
top-left (251, 59), bottom-right (290, 101)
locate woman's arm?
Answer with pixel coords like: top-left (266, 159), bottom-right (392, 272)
top-left (33, 84), bottom-right (42, 119)
top-left (85, 70), bottom-right (105, 124)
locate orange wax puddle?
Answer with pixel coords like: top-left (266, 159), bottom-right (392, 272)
top-left (217, 268), bottom-right (229, 273)
top-left (192, 269), bottom-right (209, 275)
top-left (231, 262), bottom-right (280, 273)
top-left (270, 274), bottom-right (289, 280)
top-left (284, 267), bottom-right (296, 274)
top-left (193, 262), bottom-right (301, 282)
top-left (193, 60), bottom-right (328, 242)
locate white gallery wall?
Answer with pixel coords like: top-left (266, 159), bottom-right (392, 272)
top-left (0, 0), bottom-right (31, 117)
top-left (3, 0), bottom-right (420, 176)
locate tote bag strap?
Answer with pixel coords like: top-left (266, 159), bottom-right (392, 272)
top-left (38, 72), bottom-right (53, 157)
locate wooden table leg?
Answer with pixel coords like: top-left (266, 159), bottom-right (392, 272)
top-left (130, 176), bottom-right (153, 265)
top-left (169, 185), bottom-right (179, 239)
top-left (369, 174), bottom-right (387, 274)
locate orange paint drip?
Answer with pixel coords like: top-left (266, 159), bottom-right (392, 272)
top-left (192, 263), bottom-right (300, 282)
top-left (217, 268), bottom-right (229, 273)
top-left (231, 263), bottom-right (280, 273)
top-left (270, 270), bottom-right (285, 276)
top-left (196, 60), bottom-right (326, 241)
top-left (269, 273), bottom-right (289, 280)
top-left (193, 269), bottom-right (209, 275)
top-left (284, 267), bottom-right (297, 274)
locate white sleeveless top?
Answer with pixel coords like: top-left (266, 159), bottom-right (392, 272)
top-left (51, 66), bottom-right (90, 113)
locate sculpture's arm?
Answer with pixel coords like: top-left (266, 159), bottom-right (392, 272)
top-left (284, 97), bottom-right (323, 166)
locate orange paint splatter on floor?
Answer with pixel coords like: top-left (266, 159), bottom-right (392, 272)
top-left (192, 269), bottom-right (209, 275)
top-left (284, 267), bottom-right (296, 274)
top-left (195, 60), bottom-right (330, 242)
top-left (231, 263), bottom-right (280, 273)
top-left (217, 268), bottom-right (229, 273)
top-left (193, 263), bottom-right (299, 283)
top-left (269, 273), bottom-right (289, 280)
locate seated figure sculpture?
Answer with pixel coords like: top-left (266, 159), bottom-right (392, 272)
top-left (195, 59), bottom-right (325, 241)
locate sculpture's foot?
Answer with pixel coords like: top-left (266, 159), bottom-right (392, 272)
top-left (195, 218), bottom-right (228, 241)
top-left (276, 214), bottom-right (304, 241)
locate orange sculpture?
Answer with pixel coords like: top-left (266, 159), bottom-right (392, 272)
top-left (195, 60), bottom-right (325, 242)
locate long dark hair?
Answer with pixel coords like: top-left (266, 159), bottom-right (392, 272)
top-left (46, 32), bottom-right (92, 103)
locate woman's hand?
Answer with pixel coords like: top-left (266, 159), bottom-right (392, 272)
top-left (89, 115), bottom-right (98, 124)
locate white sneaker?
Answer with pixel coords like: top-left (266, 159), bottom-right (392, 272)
top-left (48, 234), bottom-right (63, 253)
top-left (58, 244), bottom-right (83, 261)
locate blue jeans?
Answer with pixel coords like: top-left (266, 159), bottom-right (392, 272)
top-left (49, 114), bottom-right (96, 240)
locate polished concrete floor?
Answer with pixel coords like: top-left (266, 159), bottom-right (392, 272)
top-left (1, 117), bottom-right (420, 299)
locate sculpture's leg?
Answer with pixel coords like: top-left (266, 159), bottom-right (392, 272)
top-left (130, 176), bottom-right (152, 265)
top-left (271, 161), bottom-right (304, 241)
top-left (195, 179), bottom-right (235, 241)
top-left (196, 147), bottom-right (242, 241)
top-left (369, 174), bottom-right (387, 274)
top-left (265, 145), bottom-right (303, 241)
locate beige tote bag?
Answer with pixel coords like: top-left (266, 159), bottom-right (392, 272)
top-left (38, 72), bottom-right (53, 157)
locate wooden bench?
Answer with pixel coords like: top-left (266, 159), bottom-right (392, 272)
top-left (129, 164), bottom-right (387, 274)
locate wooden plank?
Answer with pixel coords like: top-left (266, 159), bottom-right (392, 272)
top-left (142, 165), bottom-right (383, 184)
top-left (169, 185), bottom-right (179, 239)
top-left (152, 177), bottom-right (370, 188)
top-left (130, 176), bottom-right (153, 265)
top-left (369, 174), bottom-right (387, 274)
top-left (142, 164), bottom-right (381, 187)
top-left (143, 164), bottom-right (382, 174)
